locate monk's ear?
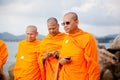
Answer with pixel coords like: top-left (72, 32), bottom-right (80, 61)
top-left (36, 32), bottom-right (38, 36)
top-left (58, 24), bottom-right (59, 28)
top-left (57, 24), bottom-right (59, 29)
top-left (76, 20), bottom-right (79, 25)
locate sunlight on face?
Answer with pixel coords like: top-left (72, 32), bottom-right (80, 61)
top-left (63, 16), bottom-right (78, 33)
top-left (48, 23), bottom-right (59, 36)
top-left (26, 27), bottom-right (38, 42)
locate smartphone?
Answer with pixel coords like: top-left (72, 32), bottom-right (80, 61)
top-left (65, 57), bottom-right (71, 60)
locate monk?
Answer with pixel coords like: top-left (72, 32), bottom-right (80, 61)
top-left (38, 17), bottom-right (66, 80)
top-left (14, 25), bottom-right (41, 80)
top-left (0, 40), bottom-right (8, 80)
top-left (58, 12), bottom-right (100, 80)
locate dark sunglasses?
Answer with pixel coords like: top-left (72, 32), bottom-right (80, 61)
top-left (61, 22), bottom-right (70, 26)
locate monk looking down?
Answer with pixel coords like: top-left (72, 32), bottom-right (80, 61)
top-left (14, 25), bottom-right (41, 80)
top-left (57, 12), bottom-right (100, 80)
top-left (38, 17), bottom-right (66, 80)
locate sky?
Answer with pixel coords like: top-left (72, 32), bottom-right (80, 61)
top-left (0, 0), bottom-right (120, 37)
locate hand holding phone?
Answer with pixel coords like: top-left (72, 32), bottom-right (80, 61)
top-left (59, 56), bottom-right (71, 65)
top-left (65, 57), bottom-right (71, 60)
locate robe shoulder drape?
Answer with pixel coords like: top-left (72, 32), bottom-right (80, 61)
top-left (14, 39), bottom-right (41, 80)
top-left (38, 33), bottom-right (66, 80)
top-left (59, 29), bottom-right (100, 80)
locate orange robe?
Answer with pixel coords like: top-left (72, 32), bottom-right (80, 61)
top-left (59, 29), bottom-right (100, 80)
top-left (0, 40), bottom-right (8, 69)
top-left (14, 39), bottom-right (41, 80)
top-left (38, 32), bottom-right (66, 80)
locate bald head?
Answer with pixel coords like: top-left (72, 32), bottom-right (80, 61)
top-left (26, 25), bottom-right (37, 32)
top-left (47, 17), bottom-right (59, 36)
top-left (26, 25), bottom-right (38, 42)
top-left (62, 12), bottom-right (79, 34)
top-left (64, 12), bottom-right (78, 21)
top-left (47, 17), bottom-right (58, 24)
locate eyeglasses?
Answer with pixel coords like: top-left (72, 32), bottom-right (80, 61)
top-left (61, 22), bottom-right (70, 26)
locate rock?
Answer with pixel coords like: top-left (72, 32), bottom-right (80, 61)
top-left (8, 63), bottom-right (15, 80)
top-left (101, 69), bottom-right (113, 80)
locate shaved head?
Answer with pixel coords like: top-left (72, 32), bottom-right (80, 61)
top-left (26, 25), bottom-right (37, 32)
top-left (64, 12), bottom-right (78, 21)
top-left (26, 25), bottom-right (38, 42)
top-left (47, 17), bottom-right (58, 24)
top-left (47, 17), bottom-right (59, 36)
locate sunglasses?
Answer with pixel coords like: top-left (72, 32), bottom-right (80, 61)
top-left (61, 22), bottom-right (70, 26)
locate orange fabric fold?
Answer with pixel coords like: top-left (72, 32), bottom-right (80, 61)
top-left (0, 40), bottom-right (8, 69)
top-left (38, 33), bottom-right (66, 80)
top-left (59, 29), bottom-right (100, 80)
top-left (14, 39), bottom-right (41, 80)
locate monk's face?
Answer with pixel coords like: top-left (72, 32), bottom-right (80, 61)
top-left (62, 14), bottom-right (78, 34)
top-left (47, 22), bottom-right (59, 36)
top-left (26, 28), bottom-right (38, 42)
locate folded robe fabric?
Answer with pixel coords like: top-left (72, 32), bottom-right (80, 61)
top-left (14, 39), bottom-right (41, 80)
top-left (38, 33), bottom-right (66, 80)
top-left (58, 29), bottom-right (100, 80)
top-left (0, 40), bottom-right (8, 69)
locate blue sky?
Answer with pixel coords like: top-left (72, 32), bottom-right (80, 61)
top-left (0, 0), bottom-right (120, 37)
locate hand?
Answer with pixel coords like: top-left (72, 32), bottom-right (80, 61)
top-left (59, 56), bottom-right (71, 65)
top-left (53, 51), bottom-right (59, 59)
top-left (43, 52), bottom-right (54, 60)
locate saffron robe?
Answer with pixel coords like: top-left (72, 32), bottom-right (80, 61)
top-left (38, 33), bottom-right (66, 80)
top-left (59, 29), bottom-right (100, 80)
top-left (14, 39), bottom-right (41, 80)
top-left (0, 40), bottom-right (8, 69)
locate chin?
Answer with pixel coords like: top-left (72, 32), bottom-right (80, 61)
top-left (27, 39), bottom-right (34, 42)
top-left (65, 29), bottom-right (69, 33)
top-left (65, 30), bottom-right (69, 33)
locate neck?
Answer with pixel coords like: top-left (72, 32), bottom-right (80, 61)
top-left (51, 32), bottom-right (60, 36)
top-left (69, 28), bottom-right (79, 34)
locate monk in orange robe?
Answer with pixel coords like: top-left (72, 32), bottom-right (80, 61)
top-left (38, 17), bottom-right (66, 80)
top-left (58, 12), bottom-right (100, 80)
top-left (14, 25), bottom-right (41, 80)
top-left (0, 40), bottom-right (8, 80)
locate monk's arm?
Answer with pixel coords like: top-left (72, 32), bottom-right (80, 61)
top-left (84, 37), bottom-right (100, 80)
top-left (0, 42), bottom-right (8, 69)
